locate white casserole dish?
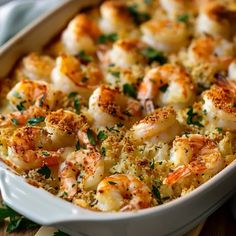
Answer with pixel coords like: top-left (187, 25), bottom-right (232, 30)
top-left (0, 1), bottom-right (236, 235)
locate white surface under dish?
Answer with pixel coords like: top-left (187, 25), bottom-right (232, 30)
top-left (0, 1), bottom-right (236, 236)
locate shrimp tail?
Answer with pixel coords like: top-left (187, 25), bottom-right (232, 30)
top-left (163, 165), bottom-right (191, 185)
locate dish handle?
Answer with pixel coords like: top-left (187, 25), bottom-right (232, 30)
top-left (0, 167), bottom-right (93, 225)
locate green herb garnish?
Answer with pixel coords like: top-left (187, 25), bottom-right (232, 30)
top-left (68, 92), bottom-right (80, 113)
top-left (37, 165), bottom-right (51, 179)
top-left (110, 71), bottom-right (120, 78)
top-left (141, 47), bottom-right (167, 65)
top-left (76, 141), bottom-right (81, 151)
top-left (98, 33), bottom-right (118, 44)
top-left (177, 13), bottom-right (189, 23)
top-left (16, 101), bottom-right (26, 112)
top-left (27, 116), bottom-right (45, 126)
top-left (123, 83), bottom-right (137, 98)
top-left (11, 118), bottom-right (19, 126)
top-left (97, 131), bottom-right (108, 141)
top-left (108, 181), bottom-right (117, 185)
top-left (87, 129), bottom-right (96, 145)
top-left (0, 204), bottom-right (39, 233)
top-left (42, 151), bottom-right (50, 156)
top-left (101, 147), bottom-right (106, 157)
top-left (186, 107), bottom-right (204, 127)
top-left (74, 97), bottom-right (80, 114)
top-left (77, 51), bottom-right (92, 62)
top-left (53, 230), bottom-right (70, 236)
top-left (150, 160), bottom-right (155, 169)
top-left (39, 94), bottom-right (46, 107)
top-left (152, 185), bottom-right (162, 204)
top-left (159, 84), bottom-right (169, 93)
top-left (128, 5), bottom-right (150, 24)
top-left (217, 127), bottom-right (223, 133)
top-left (68, 92), bottom-right (78, 98)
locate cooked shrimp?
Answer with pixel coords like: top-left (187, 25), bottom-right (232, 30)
top-left (59, 149), bottom-right (104, 200)
top-left (202, 80), bottom-right (236, 131)
top-left (187, 36), bottom-right (234, 69)
top-left (160, 0), bottom-right (197, 19)
top-left (19, 53), bottom-right (54, 82)
top-left (99, 1), bottom-right (134, 34)
top-left (96, 174), bottom-right (152, 211)
top-left (228, 59), bottom-right (236, 81)
top-left (138, 64), bottom-right (195, 109)
top-left (45, 109), bottom-right (88, 148)
top-left (141, 19), bottom-right (189, 53)
top-left (131, 106), bottom-right (181, 143)
top-left (7, 126), bottom-right (60, 171)
top-left (108, 39), bottom-right (146, 68)
top-left (61, 14), bottom-right (100, 55)
top-left (127, 0), bottom-right (158, 14)
top-left (0, 106), bottom-right (46, 127)
top-left (51, 54), bottom-right (103, 96)
top-left (165, 134), bottom-right (223, 185)
top-left (196, 2), bottom-right (231, 38)
top-left (7, 80), bottom-right (55, 110)
top-left (88, 85), bottom-right (141, 128)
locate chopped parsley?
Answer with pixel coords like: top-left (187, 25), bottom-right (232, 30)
top-left (217, 127), bottom-right (223, 133)
top-left (0, 204), bottom-right (39, 233)
top-left (37, 165), bottom-right (51, 179)
top-left (74, 97), bottom-right (80, 114)
top-left (77, 51), bottom-right (92, 62)
top-left (101, 147), bottom-right (106, 157)
top-left (110, 71), bottom-right (120, 78)
top-left (98, 33), bottom-right (118, 44)
top-left (150, 159), bottom-right (155, 169)
top-left (87, 129), bottom-right (96, 145)
top-left (76, 141), bottom-right (81, 150)
top-left (97, 131), bottom-right (108, 141)
top-left (11, 118), bottom-right (19, 125)
top-left (68, 92), bottom-right (78, 98)
top-left (53, 230), bottom-right (70, 236)
top-left (39, 94), bottom-right (46, 107)
top-left (123, 83), bottom-right (137, 98)
top-left (108, 181), bottom-right (117, 185)
top-left (16, 101), bottom-right (26, 112)
top-left (42, 151), bottom-right (50, 156)
top-left (152, 185), bottom-right (162, 204)
top-left (141, 47), bottom-right (167, 65)
top-left (186, 107), bottom-right (204, 127)
top-left (27, 116), bottom-right (45, 126)
top-left (128, 5), bottom-right (150, 24)
top-left (177, 13), bottom-right (189, 23)
top-left (159, 84), bottom-right (169, 93)
top-left (68, 92), bottom-right (80, 113)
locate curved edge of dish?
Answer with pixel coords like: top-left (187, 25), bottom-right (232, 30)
top-left (0, 161), bottom-right (235, 226)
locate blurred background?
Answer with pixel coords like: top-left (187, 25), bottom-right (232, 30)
top-left (0, 0), bottom-right (63, 45)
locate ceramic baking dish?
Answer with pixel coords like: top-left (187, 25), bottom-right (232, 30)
top-left (0, 1), bottom-right (236, 235)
